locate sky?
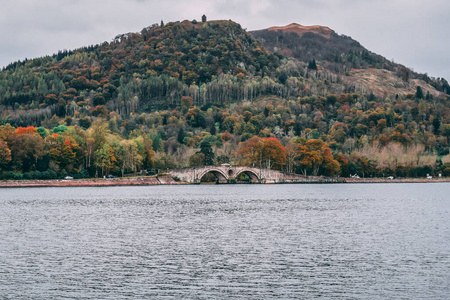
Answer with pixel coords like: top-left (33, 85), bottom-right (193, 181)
top-left (1, 0), bottom-right (449, 81)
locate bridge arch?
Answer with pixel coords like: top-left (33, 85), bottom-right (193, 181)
top-left (197, 169), bottom-right (228, 183)
top-left (234, 169), bottom-right (260, 182)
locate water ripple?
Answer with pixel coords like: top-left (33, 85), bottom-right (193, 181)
top-left (1, 183), bottom-right (449, 299)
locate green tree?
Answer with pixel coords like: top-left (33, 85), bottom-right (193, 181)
top-left (95, 144), bottom-right (117, 176)
top-left (189, 152), bottom-right (205, 167)
top-left (442, 124), bottom-right (450, 145)
top-left (14, 134), bottom-right (46, 172)
top-left (202, 14), bottom-right (207, 22)
top-left (308, 58), bottom-right (317, 70)
top-left (199, 139), bottom-right (215, 165)
top-left (120, 139), bottom-right (143, 176)
top-left (177, 127), bottom-right (187, 144)
top-left (0, 139), bottom-right (12, 171)
top-left (433, 117), bottom-right (441, 135)
top-left (415, 86), bottom-right (424, 99)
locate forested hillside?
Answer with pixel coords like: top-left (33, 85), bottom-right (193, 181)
top-left (0, 18), bottom-right (449, 180)
top-left (0, 19), bottom-right (284, 125)
top-left (250, 23), bottom-right (450, 97)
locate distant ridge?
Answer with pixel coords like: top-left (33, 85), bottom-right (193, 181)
top-left (266, 23), bottom-right (333, 39)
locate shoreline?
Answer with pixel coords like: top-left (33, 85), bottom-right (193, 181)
top-left (0, 176), bottom-right (449, 188)
top-left (344, 177), bottom-right (450, 184)
top-left (0, 176), bottom-right (181, 188)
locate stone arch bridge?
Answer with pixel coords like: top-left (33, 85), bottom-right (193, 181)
top-left (168, 165), bottom-right (339, 184)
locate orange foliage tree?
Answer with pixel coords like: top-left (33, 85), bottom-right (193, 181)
top-left (297, 139), bottom-right (340, 176)
top-left (237, 136), bottom-right (286, 170)
top-left (15, 126), bottom-right (38, 135)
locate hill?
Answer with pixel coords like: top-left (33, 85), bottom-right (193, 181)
top-left (0, 18), bottom-right (450, 181)
top-left (0, 19), bottom-right (283, 124)
top-left (250, 23), bottom-right (449, 98)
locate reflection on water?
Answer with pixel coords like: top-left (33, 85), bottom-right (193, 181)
top-left (1, 184), bottom-right (449, 299)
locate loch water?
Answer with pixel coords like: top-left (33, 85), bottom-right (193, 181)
top-left (1, 183), bottom-right (449, 299)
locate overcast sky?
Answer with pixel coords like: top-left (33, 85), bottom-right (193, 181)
top-left (1, 0), bottom-right (449, 81)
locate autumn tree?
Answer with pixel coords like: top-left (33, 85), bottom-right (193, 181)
top-left (15, 126), bottom-right (38, 135)
top-left (120, 139), bottom-right (143, 176)
top-left (297, 144), bottom-right (320, 176)
top-left (8, 129), bottom-right (45, 172)
top-left (237, 136), bottom-right (260, 167)
top-left (0, 139), bottom-right (12, 171)
top-left (285, 141), bottom-right (300, 173)
top-left (237, 136), bottom-right (286, 170)
top-left (60, 140), bottom-right (77, 171)
top-left (95, 144), bottom-right (117, 176)
top-left (296, 139), bottom-right (340, 176)
top-left (141, 134), bottom-right (156, 170)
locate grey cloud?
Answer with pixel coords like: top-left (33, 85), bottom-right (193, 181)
top-left (1, 0), bottom-right (449, 81)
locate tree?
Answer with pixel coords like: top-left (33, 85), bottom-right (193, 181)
top-left (181, 96), bottom-right (193, 108)
top-left (78, 118), bottom-right (92, 129)
top-left (308, 58), bottom-right (317, 70)
top-left (199, 139), bottom-right (215, 165)
top-left (189, 152), bottom-right (205, 167)
top-left (16, 126), bottom-right (38, 135)
top-left (120, 139), bottom-right (143, 176)
top-left (285, 141), bottom-right (300, 173)
top-left (60, 140), bottom-right (77, 171)
top-left (261, 138), bottom-right (287, 170)
top-left (95, 144), bottom-right (117, 176)
top-left (202, 14), bottom-right (207, 22)
top-left (278, 72), bottom-right (288, 85)
top-left (142, 134), bottom-right (156, 170)
top-left (442, 124), bottom-right (450, 145)
top-left (14, 134), bottom-right (46, 172)
top-left (87, 119), bottom-right (110, 153)
top-left (296, 139), bottom-right (340, 176)
top-left (0, 139), bottom-right (12, 170)
top-left (433, 117), bottom-right (441, 135)
top-left (415, 86), bottom-right (424, 99)
top-left (297, 144), bottom-right (320, 176)
top-left (237, 136), bottom-right (260, 167)
top-left (177, 127), bottom-right (187, 144)
top-left (237, 137), bottom-right (286, 170)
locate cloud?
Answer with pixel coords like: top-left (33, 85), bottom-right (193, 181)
top-left (1, 0), bottom-right (449, 80)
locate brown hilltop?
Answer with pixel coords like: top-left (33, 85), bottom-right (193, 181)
top-left (267, 23), bottom-right (333, 38)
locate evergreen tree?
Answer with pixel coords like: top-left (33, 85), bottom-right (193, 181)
top-left (415, 86), bottom-right (424, 99)
top-left (177, 127), bottom-right (186, 144)
top-left (278, 72), bottom-right (288, 85)
top-left (368, 92), bottom-right (376, 102)
top-left (202, 14), bottom-right (207, 22)
top-left (308, 58), bottom-right (317, 70)
top-left (199, 139), bottom-right (214, 165)
top-left (433, 117), bottom-right (441, 135)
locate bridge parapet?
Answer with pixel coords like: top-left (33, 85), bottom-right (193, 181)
top-left (168, 165), bottom-right (312, 183)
